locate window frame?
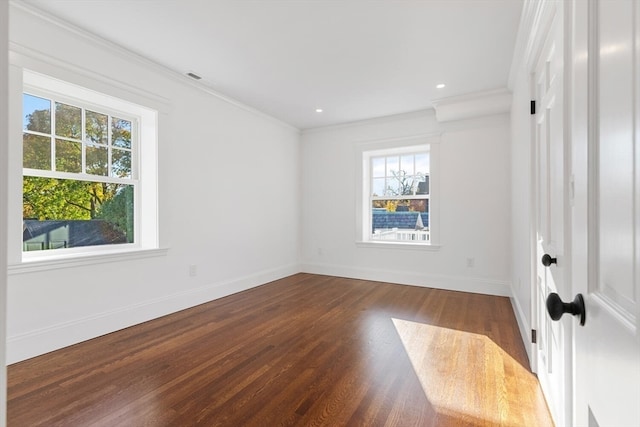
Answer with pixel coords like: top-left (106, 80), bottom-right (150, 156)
top-left (19, 69), bottom-right (159, 262)
top-left (356, 135), bottom-right (441, 249)
top-left (369, 150), bottom-right (430, 243)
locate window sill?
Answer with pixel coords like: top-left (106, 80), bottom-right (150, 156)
top-left (8, 247), bottom-right (169, 275)
top-left (356, 241), bottom-right (442, 251)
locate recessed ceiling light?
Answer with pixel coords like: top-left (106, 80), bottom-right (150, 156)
top-left (436, 83), bottom-right (446, 89)
top-left (315, 108), bottom-right (323, 113)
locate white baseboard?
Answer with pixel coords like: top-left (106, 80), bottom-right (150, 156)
top-left (510, 288), bottom-right (533, 367)
top-left (6, 263), bottom-right (300, 364)
top-left (300, 262), bottom-right (511, 296)
top-left (7, 263), bottom-right (519, 364)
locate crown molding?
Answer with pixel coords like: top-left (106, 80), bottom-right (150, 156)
top-left (432, 88), bottom-right (511, 123)
top-left (9, 0), bottom-right (300, 133)
top-left (301, 108), bottom-right (436, 135)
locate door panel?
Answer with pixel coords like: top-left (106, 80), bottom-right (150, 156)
top-left (533, 5), bottom-right (568, 424)
top-left (596, 0), bottom-right (636, 317)
top-left (573, 0), bottom-right (640, 425)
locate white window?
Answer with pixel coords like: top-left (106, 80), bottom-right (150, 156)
top-left (21, 70), bottom-right (158, 258)
top-left (359, 138), bottom-right (439, 247)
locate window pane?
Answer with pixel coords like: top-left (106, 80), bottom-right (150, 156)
top-left (385, 175), bottom-right (402, 196)
top-left (112, 148), bottom-right (131, 178)
top-left (400, 154), bottom-right (414, 175)
top-left (372, 177), bottom-right (385, 196)
top-left (55, 139), bottom-right (82, 173)
top-left (23, 94), bottom-right (51, 133)
top-left (415, 153), bottom-right (429, 174)
top-left (55, 102), bottom-right (82, 139)
top-left (386, 156), bottom-right (399, 175)
top-left (416, 175), bottom-right (429, 195)
top-left (389, 170), bottom-right (422, 196)
top-left (371, 157), bottom-right (385, 178)
top-left (407, 172), bottom-right (420, 195)
top-left (112, 118), bottom-right (132, 149)
top-left (370, 198), bottom-right (429, 242)
top-left (366, 148), bottom-right (431, 244)
top-left (86, 110), bottom-right (108, 145)
top-left (23, 177), bottom-right (134, 251)
top-left (23, 133), bottom-right (51, 170)
top-left (86, 145), bottom-right (108, 176)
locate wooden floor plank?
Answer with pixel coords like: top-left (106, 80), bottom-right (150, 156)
top-left (8, 273), bottom-right (553, 426)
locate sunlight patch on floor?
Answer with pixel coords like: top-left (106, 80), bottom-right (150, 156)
top-left (392, 318), bottom-right (551, 427)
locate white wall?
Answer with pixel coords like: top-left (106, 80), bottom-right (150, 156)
top-left (6, 4), bottom-right (300, 363)
top-left (300, 110), bottom-right (512, 295)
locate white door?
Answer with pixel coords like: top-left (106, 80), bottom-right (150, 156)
top-left (572, 0), bottom-right (640, 426)
top-left (532, 4), bottom-right (570, 425)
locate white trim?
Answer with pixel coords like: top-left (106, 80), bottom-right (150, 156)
top-left (355, 135), bottom-right (441, 247)
top-left (432, 88), bottom-right (512, 123)
top-left (524, 1), bottom-right (560, 72)
top-left (355, 241), bottom-right (442, 251)
top-left (6, 263), bottom-right (299, 364)
top-left (23, 168), bottom-right (134, 185)
top-left (9, 1), bottom-right (298, 133)
top-left (10, 45), bottom-right (170, 110)
top-left (510, 288), bottom-right (534, 366)
top-left (8, 247), bottom-right (169, 274)
top-left (508, 0), bottom-right (536, 89)
top-left (524, 2), bottom-right (571, 426)
top-left (508, 0), bottom-right (559, 89)
top-left (18, 69), bottom-right (159, 260)
top-left (509, 0), bottom-right (544, 89)
top-left (300, 262), bottom-right (511, 297)
top-left (354, 131), bottom-right (442, 148)
top-left (0, 0), bottom-right (9, 422)
top-left (302, 109), bottom-right (435, 135)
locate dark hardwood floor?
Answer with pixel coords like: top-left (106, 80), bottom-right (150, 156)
top-left (8, 273), bottom-right (553, 426)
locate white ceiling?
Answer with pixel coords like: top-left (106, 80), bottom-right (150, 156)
top-left (21, 0), bottom-right (524, 130)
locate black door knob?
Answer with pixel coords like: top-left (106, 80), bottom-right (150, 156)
top-left (541, 254), bottom-right (557, 266)
top-left (546, 292), bottom-right (586, 326)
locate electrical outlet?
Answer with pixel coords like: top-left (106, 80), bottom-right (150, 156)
top-left (466, 258), bottom-right (475, 268)
top-left (189, 264), bottom-right (197, 277)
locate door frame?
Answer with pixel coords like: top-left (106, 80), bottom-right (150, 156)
top-left (0, 1), bottom-right (8, 424)
top-left (526, 1), bottom-right (574, 425)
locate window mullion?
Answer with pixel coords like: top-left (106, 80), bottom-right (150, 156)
top-left (81, 106), bottom-right (87, 174)
top-left (22, 130), bottom-right (51, 138)
top-left (107, 115), bottom-right (112, 178)
top-left (124, 118), bottom-right (136, 180)
top-left (50, 99), bottom-right (56, 172)
top-left (371, 195), bottom-right (427, 201)
top-left (23, 168), bottom-right (136, 185)
top-left (370, 157), bottom-right (374, 197)
top-left (384, 156), bottom-right (388, 196)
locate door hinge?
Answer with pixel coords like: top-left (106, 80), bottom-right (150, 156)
top-left (530, 100), bottom-right (536, 115)
top-left (531, 329), bottom-right (537, 344)
top-left (569, 174), bottom-right (575, 206)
